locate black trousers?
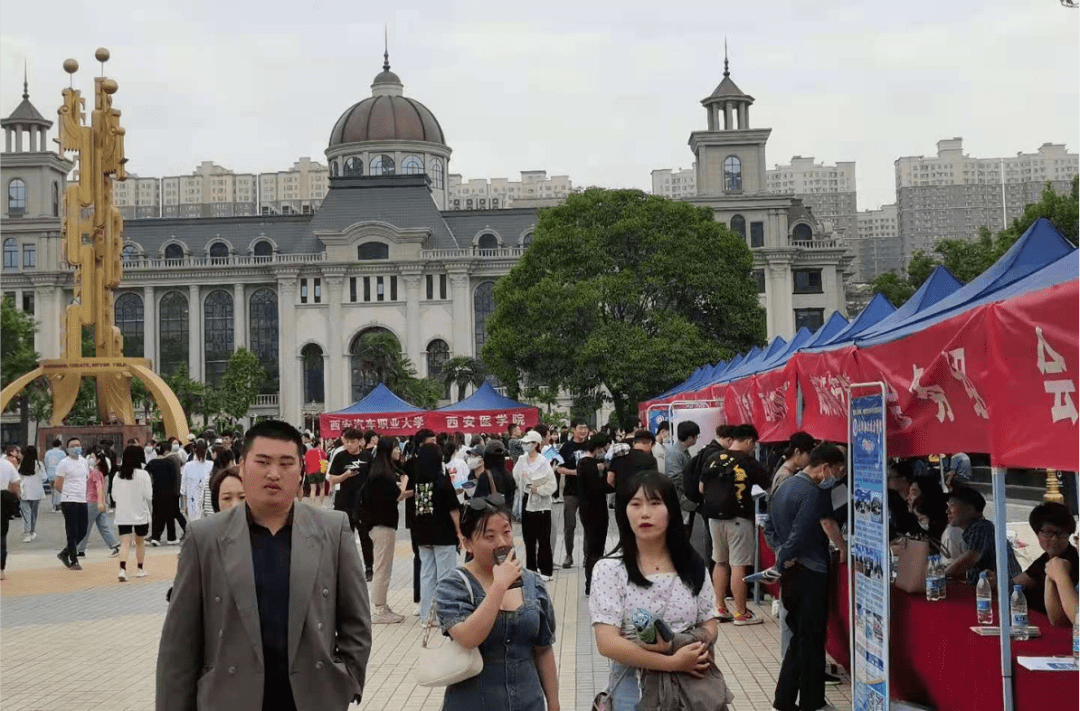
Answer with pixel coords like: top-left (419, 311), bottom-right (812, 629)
top-left (774, 565), bottom-right (828, 711)
top-left (151, 496), bottom-right (186, 542)
top-left (1, 511), bottom-right (8, 571)
top-left (411, 536), bottom-right (421, 603)
top-left (687, 508), bottom-right (715, 575)
top-left (60, 501), bottom-right (89, 563)
top-left (581, 506), bottom-right (609, 595)
top-left (522, 509), bottom-right (553, 576)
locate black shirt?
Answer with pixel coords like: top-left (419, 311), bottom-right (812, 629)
top-left (1023, 543), bottom-right (1079, 614)
top-left (577, 455), bottom-right (612, 510)
top-left (360, 474), bottom-right (400, 529)
top-left (701, 450), bottom-right (771, 520)
top-left (558, 440), bottom-right (589, 497)
top-left (408, 472), bottom-right (460, 546)
top-left (329, 450), bottom-right (369, 523)
top-left (247, 506), bottom-right (295, 711)
top-left (608, 449), bottom-right (657, 495)
top-left (146, 458), bottom-right (177, 498)
top-left (472, 466), bottom-right (516, 502)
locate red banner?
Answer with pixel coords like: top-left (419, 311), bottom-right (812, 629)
top-left (319, 412), bottom-right (431, 437)
top-left (754, 360), bottom-right (801, 443)
top-left (426, 408), bottom-right (540, 435)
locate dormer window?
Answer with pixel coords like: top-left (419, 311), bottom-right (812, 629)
top-left (477, 233), bottom-right (498, 250)
top-left (370, 155), bottom-right (395, 176)
top-left (343, 157), bottom-right (363, 177)
top-left (357, 242), bottom-right (389, 260)
top-left (164, 244), bottom-right (184, 260)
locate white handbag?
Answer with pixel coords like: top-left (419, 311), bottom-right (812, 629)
top-left (415, 569), bottom-right (484, 687)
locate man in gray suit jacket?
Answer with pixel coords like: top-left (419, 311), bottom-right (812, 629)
top-left (157, 420), bottom-right (372, 711)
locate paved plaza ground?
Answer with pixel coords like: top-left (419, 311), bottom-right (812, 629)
top-left (0, 499), bottom-right (1041, 711)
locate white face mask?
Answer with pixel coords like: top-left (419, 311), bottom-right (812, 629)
top-left (523, 442), bottom-right (537, 452)
top-left (466, 456), bottom-right (483, 470)
top-left (171, 443), bottom-right (181, 452)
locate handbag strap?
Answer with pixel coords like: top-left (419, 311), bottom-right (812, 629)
top-left (422, 568), bottom-right (475, 648)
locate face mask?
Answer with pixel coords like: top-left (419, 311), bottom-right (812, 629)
top-left (819, 475), bottom-right (840, 490)
top-left (144, 446), bottom-right (154, 457)
top-left (466, 456), bottom-right (483, 470)
top-left (88, 454), bottom-right (97, 465)
top-left (69, 446), bottom-right (82, 457)
top-left (523, 442), bottom-right (537, 452)
top-left (172, 443), bottom-right (181, 452)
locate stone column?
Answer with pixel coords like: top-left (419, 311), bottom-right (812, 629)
top-left (233, 283), bottom-right (247, 350)
top-left (324, 272), bottom-right (345, 411)
top-left (448, 269), bottom-right (472, 355)
top-left (402, 270), bottom-right (423, 368)
top-left (14, 128), bottom-right (21, 153)
top-left (143, 285), bottom-right (156, 367)
top-left (767, 262), bottom-right (794, 340)
top-left (276, 273), bottom-right (300, 425)
top-left (188, 284), bottom-right (202, 381)
top-left (4, 128), bottom-right (10, 153)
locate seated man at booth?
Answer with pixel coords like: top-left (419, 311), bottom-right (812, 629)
top-left (943, 486), bottom-right (1021, 584)
top-left (1013, 502), bottom-right (1079, 626)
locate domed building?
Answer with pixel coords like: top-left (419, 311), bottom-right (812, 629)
top-left (0, 54), bottom-right (538, 436)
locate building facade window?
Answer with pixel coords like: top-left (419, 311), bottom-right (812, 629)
top-left (2, 239), bottom-right (15, 270)
top-left (792, 224), bottom-right (813, 243)
top-left (249, 288), bottom-right (279, 393)
top-left (21, 292), bottom-right (34, 316)
top-left (390, 276), bottom-right (397, 301)
top-left (794, 308), bottom-right (825, 332)
top-left (793, 269), bottom-right (823, 294)
top-left (343, 157), bottom-right (363, 177)
top-left (402, 155), bottom-right (423, 174)
top-left (477, 233), bottom-right (499, 250)
top-left (430, 158), bottom-right (444, 189)
top-left (22, 243), bottom-right (35, 268)
top-left (122, 244), bottom-right (139, 263)
top-left (208, 242), bottom-right (229, 261)
top-left (203, 290), bottom-right (234, 386)
top-left (363, 277), bottom-right (371, 302)
top-left (370, 155), bottom-right (395, 176)
top-left (426, 338), bottom-right (451, 397)
top-left (357, 242), bottom-right (389, 260)
top-left (52, 182), bottom-right (60, 217)
top-left (730, 215), bottom-right (746, 239)
top-left (301, 343), bottom-right (324, 404)
top-left (522, 231), bottom-right (534, 247)
top-left (158, 291), bottom-right (189, 377)
top-left (474, 281), bottom-right (496, 356)
top-left (376, 276), bottom-right (385, 302)
top-left (253, 240), bottom-right (273, 260)
top-left (349, 327), bottom-right (399, 403)
top-left (723, 156), bottom-right (742, 192)
top-left (115, 292), bottom-right (144, 357)
top-left (750, 221), bottom-right (765, 248)
top-left (164, 244), bottom-right (184, 260)
top-left (753, 269), bottom-right (766, 294)
top-left (440, 274), bottom-right (447, 299)
top-left (8, 179), bottom-right (26, 215)
top-left (350, 277), bottom-right (357, 302)
top-left (300, 279), bottom-right (308, 304)
top-left (426, 274), bottom-right (434, 300)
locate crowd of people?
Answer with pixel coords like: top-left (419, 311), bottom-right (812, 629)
top-left (1, 415), bottom-right (1076, 711)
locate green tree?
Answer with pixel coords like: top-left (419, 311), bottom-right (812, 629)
top-left (441, 356), bottom-right (487, 402)
top-left (866, 272), bottom-right (916, 308)
top-left (216, 347), bottom-right (267, 425)
top-left (483, 188), bottom-right (766, 423)
top-left (396, 377), bottom-right (446, 410)
top-left (1, 297), bottom-right (40, 442)
top-left (165, 363), bottom-right (207, 429)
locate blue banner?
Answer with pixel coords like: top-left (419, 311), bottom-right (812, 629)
top-left (850, 389), bottom-right (890, 711)
top-left (647, 409), bottom-right (667, 435)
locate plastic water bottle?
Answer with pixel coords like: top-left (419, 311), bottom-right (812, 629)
top-left (1073, 614), bottom-right (1079, 664)
top-left (976, 571), bottom-right (994, 625)
top-left (1010, 585), bottom-right (1029, 641)
top-left (935, 557), bottom-right (947, 601)
top-left (925, 556), bottom-right (939, 601)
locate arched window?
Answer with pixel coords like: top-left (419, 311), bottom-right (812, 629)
top-left (792, 224), bottom-right (813, 243)
top-left (122, 244), bottom-right (139, 264)
top-left (203, 290), bottom-right (234, 386)
top-left (249, 289), bottom-right (279, 393)
top-left (430, 157), bottom-right (444, 189)
top-left (356, 242), bottom-right (389, 260)
top-left (729, 214), bottom-right (746, 239)
top-left (370, 155), bottom-right (395, 176)
top-left (208, 242), bottom-right (230, 261)
top-left (164, 243), bottom-right (184, 261)
top-left (302, 343), bottom-right (324, 404)
top-left (343, 157), bottom-right (363, 177)
top-left (473, 281), bottom-right (496, 356)
top-left (723, 156), bottom-right (742, 193)
top-left (253, 240), bottom-right (273, 261)
top-left (426, 338), bottom-right (451, 397)
top-left (8, 179), bottom-right (26, 215)
top-left (115, 292), bottom-right (144, 358)
top-left (158, 291), bottom-right (189, 376)
top-left (477, 233), bottom-right (499, 250)
top-left (330, 162), bottom-right (339, 177)
top-left (349, 327), bottom-right (401, 403)
top-left (52, 182), bottom-right (60, 217)
top-left (521, 232), bottom-right (534, 247)
top-left (3, 238), bottom-right (17, 270)
top-left (402, 156), bottom-right (423, 175)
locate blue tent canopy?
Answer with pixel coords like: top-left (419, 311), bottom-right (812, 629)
top-left (726, 337), bottom-right (787, 381)
top-left (808, 292), bottom-right (896, 350)
top-left (329, 383), bottom-right (424, 415)
top-left (855, 266), bottom-right (962, 342)
top-left (437, 381), bottom-right (532, 412)
top-left (805, 311), bottom-right (850, 347)
top-left (752, 327), bottom-right (814, 374)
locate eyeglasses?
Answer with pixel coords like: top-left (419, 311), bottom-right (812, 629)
top-left (1037, 528), bottom-right (1070, 540)
top-left (466, 493), bottom-right (505, 511)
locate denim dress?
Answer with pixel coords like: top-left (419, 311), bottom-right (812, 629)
top-left (434, 567), bottom-right (556, 710)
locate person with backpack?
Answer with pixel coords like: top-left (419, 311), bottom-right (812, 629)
top-left (698, 424), bottom-right (771, 625)
top-left (681, 425), bottom-right (729, 575)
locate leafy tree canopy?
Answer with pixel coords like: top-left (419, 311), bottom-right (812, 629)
top-left (869, 177), bottom-right (1078, 305)
top-left (482, 188), bottom-right (766, 422)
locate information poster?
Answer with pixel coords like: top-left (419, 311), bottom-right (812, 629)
top-left (849, 389), bottom-right (890, 711)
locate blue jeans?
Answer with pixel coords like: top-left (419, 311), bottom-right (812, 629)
top-left (418, 544), bottom-right (458, 622)
top-left (20, 499), bottom-right (40, 534)
top-left (78, 503), bottom-right (119, 553)
top-left (609, 662), bottom-right (640, 711)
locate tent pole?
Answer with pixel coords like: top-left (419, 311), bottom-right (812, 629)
top-left (992, 465), bottom-right (1015, 711)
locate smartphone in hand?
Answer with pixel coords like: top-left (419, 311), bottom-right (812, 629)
top-left (493, 546), bottom-right (523, 589)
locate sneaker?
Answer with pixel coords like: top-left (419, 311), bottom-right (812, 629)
top-left (733, 610), bottom-right (764, 626)
top-left (540, 574), bottom-right (553, 582)
top-left (372, 606), bottom-right (405, 624)
top-left (823, 672), bottom-right (842, 686)
top-left (715, 606), bottom-right (734, 622)
top-left (30, 532), bottom-right (36, 541)
top-left (57, 551), bottom-right (72, 569)
top-left (136, 568), bottom-right (148, 578)
top-left (70, 562), bottom-right (83, 571)
top-left (22, 534), bottom-right (31, 543)
top-left (149, 539), bottom-right (160, 547)
top-left (166, 539), bottom-right (180, 546)
top-left (561, 557), bottom-right (573, 569)
top-left (412, 605), bottom-right (420, 617)
top-left (77, 551), bottom-right (86, 558)
top-left (118, 569), bottom-right (128, 582)
top-left (109, 547), bottom-right (120, 558)
top-left (365, 568), bottom-right (374, 583)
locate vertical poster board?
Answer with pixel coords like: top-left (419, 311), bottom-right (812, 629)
top-left (849, 385), bottom-right (890, 711)
top-left (669, 406), bottom-right (725, 457)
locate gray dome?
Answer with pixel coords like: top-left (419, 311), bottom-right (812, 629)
top-left (329, 94), bottom-right (445, 146)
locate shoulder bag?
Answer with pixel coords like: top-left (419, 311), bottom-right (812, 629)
top-left (415, 568), bottom-right (484, 687)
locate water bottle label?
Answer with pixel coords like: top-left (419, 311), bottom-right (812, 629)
top-left (1012, 613), bottom-right (1028, 629)
top-left (977, 599), bottom-right (991, 613)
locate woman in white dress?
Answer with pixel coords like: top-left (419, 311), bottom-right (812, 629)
top-left (112, 445), bottom-right (153, 581)
top-left (179, 440), bottom-right (212, 523)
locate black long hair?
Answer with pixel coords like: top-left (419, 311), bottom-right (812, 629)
top-left (119, 445), bottom-right (143, 480)
top-left (18, 446), bottom-right (38, 476)
top-left (612, 469), bottom-right (706, 594)
top-left (370, 436), bottom-right (398, 482)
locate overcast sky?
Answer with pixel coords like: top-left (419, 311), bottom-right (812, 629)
top-left (2, 0), bottom-right (1076, 210)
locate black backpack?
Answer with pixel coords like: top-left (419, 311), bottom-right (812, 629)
top-left (681, 441), bottom-right (723, 506)
top-left (700, 450), bottom-right (746, 519)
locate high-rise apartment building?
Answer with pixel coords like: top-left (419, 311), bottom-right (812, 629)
top-left (162, 161), bottom-right (257, 219)
top-left (113, 174), bottom-right (162, 219)
top-left (855, 204), bottom-right (901, 279)
top-left (259, 157), bottom-right (330, 215)
top-left (895, 138), bottom-right (1078, 264)
top-left (447, 170), bottom-right (572, 210)
top-left (651, 165), bottom-right (697, 199)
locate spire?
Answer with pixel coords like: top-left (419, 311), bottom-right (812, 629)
top-left (723, 38), bottom-right (729, 78)
top-left (383, 25), bottom-right (390, 72)
top-left (22, 60), bottom-right (28, 100)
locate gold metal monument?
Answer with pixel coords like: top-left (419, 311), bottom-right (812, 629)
top-left (0, 49), bottom-right (189, 440)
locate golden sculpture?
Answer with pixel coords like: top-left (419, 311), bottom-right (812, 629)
top-left (0, 49), bottom-right (189, 441)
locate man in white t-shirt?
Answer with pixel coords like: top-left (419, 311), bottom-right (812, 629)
top-left (0, 447), bottom-right (21, 580)
top-left (54, 437), bottom-right (90, 571)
